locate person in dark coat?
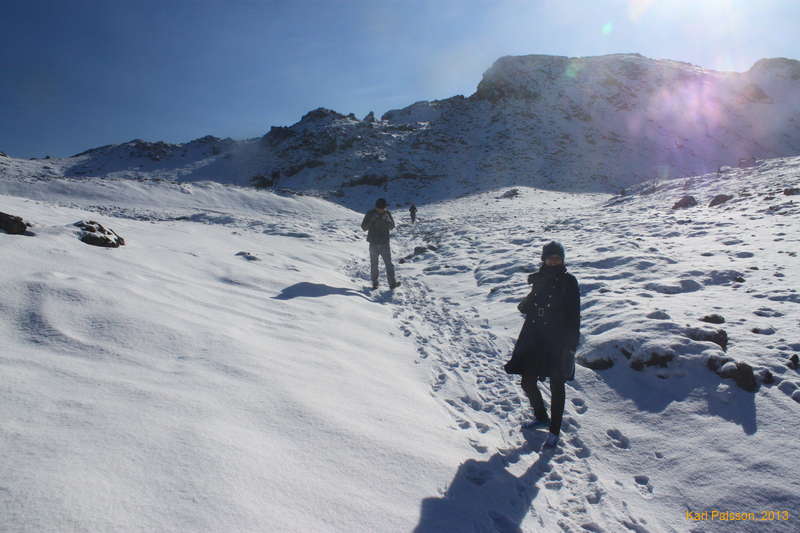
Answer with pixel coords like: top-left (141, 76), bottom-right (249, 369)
top-left (361, 198), bottom-right (400, 290)
top-left (409, 203), bottom-right (417, 223)
top-left (504, 241), bottom-right (580, 449)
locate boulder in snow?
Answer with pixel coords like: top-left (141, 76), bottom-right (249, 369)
top-left (0, 211), bottom-right (32, 235)
top-left (577, 354), bottom-right (614, 370)
top-left (399, 245), bottom-right (438, 264)
top-left (707, 356), bottom-right (758, 392)
top-left (629, 350), bottom-right (674, 371)
top-left (708, 194), bottom-right (733, 207)
top-left (672, 195), bottom-right (698, 209)
top-left (699, 313), bottom-right (725, 324)
top-left (496, 188), bottom-right (520, 199)
top-left (235, 251), bottom-right (260, 261)
top-left (74, 220), bottom-right (125, 248)
top-left (685, 327), bottom-right (728, 351)
top-left (757, 368), bottom-right (775, 385)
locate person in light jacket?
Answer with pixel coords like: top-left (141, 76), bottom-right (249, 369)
top-left (361, 198), bottom-right (400, 290)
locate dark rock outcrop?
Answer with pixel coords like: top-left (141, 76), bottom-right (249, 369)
top-left (399, 245), bottom-right (438, 264)
top-left (707, 356), bottom-right (758, 392)
top-left (497, 188), bottom-right (520, 199)
top-left (709, 194), bottom-right (733, 207)
top-left (0, 212), bottom-right (32, 234)
top-left (263, 126), bottom-right (296, 146)
top-left (672, 195), bottom-right (698, 209)
top-left (685, 327), bottom-right (728, 351)
top-left (630, 351), bottom-right (674, 371)
top-left (706, 356), bottom-right (758, 392)
top-left (235, 251), bottom-right (260, 261)
top-left (74, 220), bottom-right (125, 248)
top-left (699, 314), bottom-right (726, 324)
top-left (580, 357), bottom-right (614, 370)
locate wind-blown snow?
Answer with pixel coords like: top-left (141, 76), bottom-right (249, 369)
top-left (2, 150), bottom-right (799, 531)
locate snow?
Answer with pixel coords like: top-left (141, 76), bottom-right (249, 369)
top-left (2, 151), bottom-right (799, 532)
top-left (0, 185), bottom-right (467, 532)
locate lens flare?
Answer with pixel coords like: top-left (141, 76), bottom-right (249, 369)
top-left (564, 60), bottom-right (584, 79)
top-left (602, 22), bottom-right (614, 35)
top-left (627, 0), bottom-right (656, 21)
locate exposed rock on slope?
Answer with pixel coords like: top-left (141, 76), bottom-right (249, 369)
top-left (4, 54), bottom-right (800, 202)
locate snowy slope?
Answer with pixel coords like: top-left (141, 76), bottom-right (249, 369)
top-left (2, 54), bottom-right (799, 206)
top-left (0, 185), bottom-right (470, 532)
top-left (2, 154), bottom-right (799, 532)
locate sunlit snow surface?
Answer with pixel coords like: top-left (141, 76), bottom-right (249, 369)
top-left (1, 157), bottom-right (799, 532)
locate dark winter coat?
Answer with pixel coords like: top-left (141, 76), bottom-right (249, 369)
top-left (504, 265), bottom-right (581, 380)
top-left (361, 209), bottom-right (395, 244)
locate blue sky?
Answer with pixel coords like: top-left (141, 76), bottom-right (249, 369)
top-left (2, 0), bottom-right (799, 158)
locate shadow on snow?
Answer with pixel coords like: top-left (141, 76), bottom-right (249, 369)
top-left (591, 363), bottom-right (758, 435)
top-left (273, 282), bottom-right (371, 301)
top-left (414, 431), bottom-right (555, 533)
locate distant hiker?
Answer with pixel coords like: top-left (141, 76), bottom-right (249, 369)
top-left (361, 198), bottom-right (400, 290)
top-left (409, 203), bottom-right (417, 223)
top-left (504, 241), bottom-right (581, 450)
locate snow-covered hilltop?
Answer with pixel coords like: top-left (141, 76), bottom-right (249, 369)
top-left (3, 54), bottom-right (799, 204)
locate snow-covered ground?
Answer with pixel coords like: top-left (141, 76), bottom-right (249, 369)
top-left (1, 156), bottom-right (799, 532)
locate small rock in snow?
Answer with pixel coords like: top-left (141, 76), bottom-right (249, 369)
top-left (709, 194), bottom-right (734, 207)
top-left (74, 220), bottom-right (125, 248)
top-left (700, 314), bottom-right (725, 324)
top-left (672, 195), bottom-right (698, 209)
top-left (751, 327), bottom-right (776, 335)
top-left (235, 251), bottom-right (260, 261)
top-left (686, 327), bottom-right (728, 351)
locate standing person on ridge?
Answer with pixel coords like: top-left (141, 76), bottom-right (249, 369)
top-left (409, 203), bottom-right (417, 223)
top-left (361, 198), bottom-right (400, 290)
top-left (504, 241), bottom-right (581, 450)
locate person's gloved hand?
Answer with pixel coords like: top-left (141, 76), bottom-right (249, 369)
top-left (527, 273), bottom-right (536, 284)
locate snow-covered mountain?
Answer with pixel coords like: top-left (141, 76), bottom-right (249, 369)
top-left (3, 54), bottom-right (800, 207)
top-left (2, 146), bottom-right (799, 531)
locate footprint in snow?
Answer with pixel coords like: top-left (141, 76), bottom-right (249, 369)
top-left (634, 475), bottom-right (654, 498)
top-left (544, 469), bottom-right (564, 490)
top-left (586, 486), bottom-right (604, 505)
top-left (606, 429), bottom-right (631, 449)
top-left (569, 436), bottom-right (592, 458)
top-left (571, 398), bottom-right (588, 414)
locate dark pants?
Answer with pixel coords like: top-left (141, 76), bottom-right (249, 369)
top-left (369, 242), bottom-right (396, 285)
top-left (521, 370), bottom-right (566, 435)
